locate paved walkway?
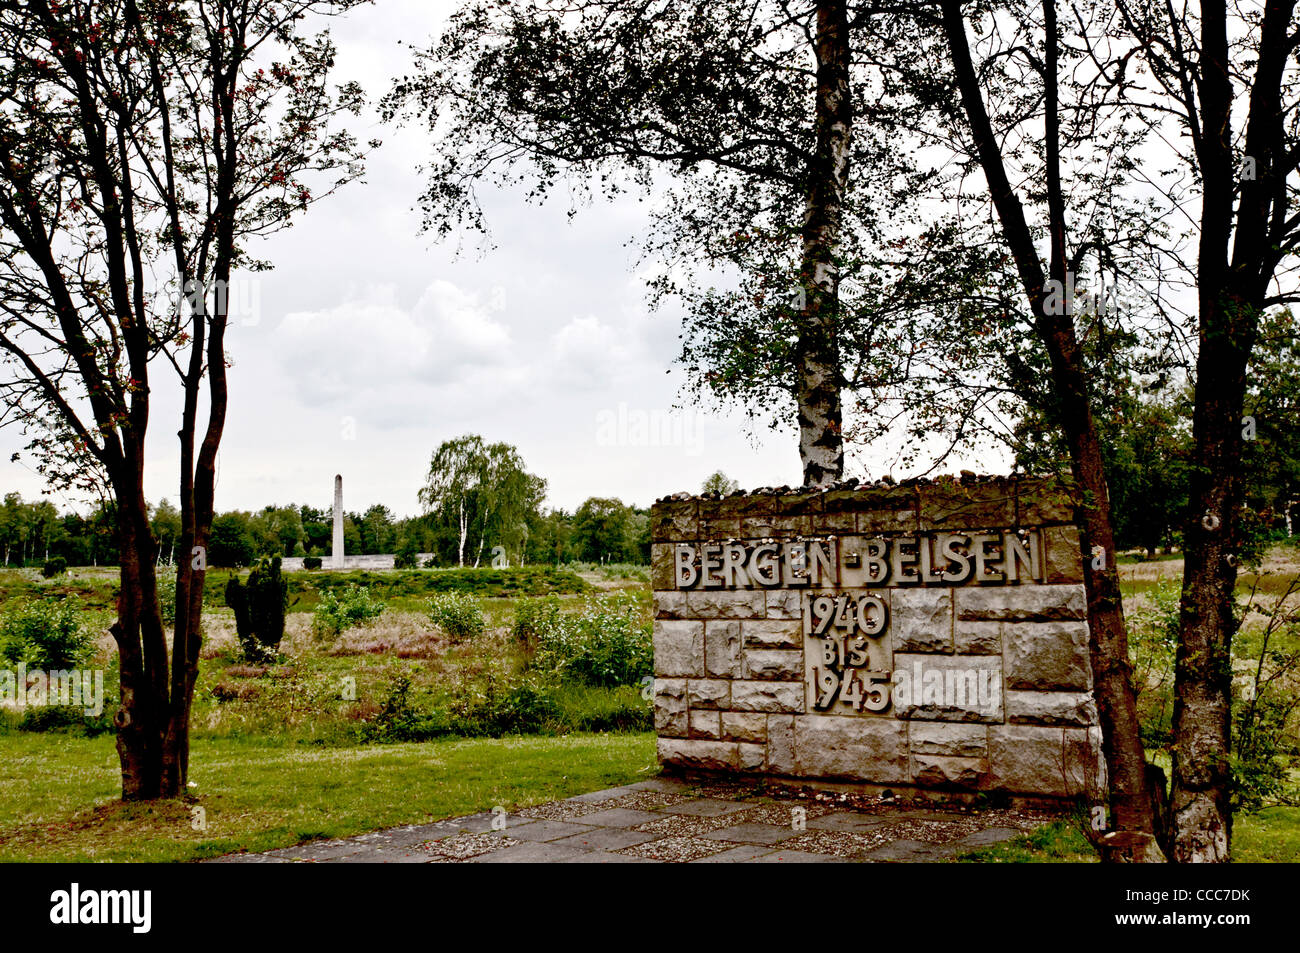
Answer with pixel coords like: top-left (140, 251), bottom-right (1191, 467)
top-left (211, 777), bottom-right (1056, 864)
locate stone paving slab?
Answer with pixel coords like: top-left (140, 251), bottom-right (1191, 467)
top-left (207, 778), bottom-right (1056, 864)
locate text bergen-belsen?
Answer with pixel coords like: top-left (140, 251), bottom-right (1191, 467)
top-left (672, 530), bottom-right (1043, 590)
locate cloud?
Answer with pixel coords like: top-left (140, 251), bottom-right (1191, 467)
top-left (272, 280), bottom-right (511, 404)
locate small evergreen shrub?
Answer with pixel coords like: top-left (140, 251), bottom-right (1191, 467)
top-left (225, 556), bottom-right (289, 663)
top-left (303, 555), bottom-right (322, 571)
top-left (41, 556), bottom-right (68, 578)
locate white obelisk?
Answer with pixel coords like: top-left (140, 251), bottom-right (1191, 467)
top-left (332, 474), bottom-right (345, 569)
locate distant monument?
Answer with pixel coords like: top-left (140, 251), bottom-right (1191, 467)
top-left (332, 474), bottom-right (344, 569)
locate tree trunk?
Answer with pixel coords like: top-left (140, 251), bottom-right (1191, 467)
top-left (795, 0), bottom-right (851, 486)
top-left (941, 0), bottom-right (1162, 859)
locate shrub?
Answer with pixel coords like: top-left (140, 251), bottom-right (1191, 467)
top-left (0, 598), bottom-right (94, 669)
top-left (511, 596), bottom-right (562, 649)
top-left (41, 556), bottom-right (68, 578)
top-left (530, 590), bottom-right (652, 687)
top-left (312, 584), bottom-right (385, 639)
top-left (394, 539), bottom-right (419, 570)
top-left (303, 555), bottom-right (322, 571)
top-left (427, 591), bottom-right (486, 642)
top-left (225, 556), bottom-right (289, 663)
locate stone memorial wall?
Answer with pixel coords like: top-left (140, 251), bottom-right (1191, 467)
top-left (650, 475), bottom-right (1105, 799)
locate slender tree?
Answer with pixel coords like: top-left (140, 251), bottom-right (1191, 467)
top-left (0, 0), bottom-right (368, 798)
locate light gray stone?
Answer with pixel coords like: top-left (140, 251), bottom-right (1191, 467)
top-left (705, 621), bottom-right (744, 677)
top-left (689, 709), bottom-right (722, 739)
top-left (731, 680), bottom-right (804, 713)
top-left (907, 722), bottom-right (988, 758)
top-left (654, 678), bottom-right (687, 737)
top-left (658, 738), bottom-right (739, 771)
top-left (738, 743), bottom-right (766, 771)
top-left (743, 618), bottom-right (802, 649)
top-left (891, 588), bottom-right (953, 653)
top-left (721, 711), bottom-right (767, 743)
top-left (686, 590), bottom-right (767, 619)
top-left (1005, 690), bottom-right (1098, 727)
top-left (910, 754), bottom-right (986, 789)
top-left (653, 589), bottom-right (689, 620)
top-left (792, 716), bottom-right (909, 781)
top-left (765, 591), bottom-right (803, 621)
top-left (1004, 621), bottom-right (1092, 690)
top-left (893, 653), bottom-right (1004, 723)
top-left (744, 649), bottom-right (803, 681)
top-left (955, 585), bottom-right (1086, 622)
top-left (986, 725), bottom-right (1103, 796)
top-left (654, 620), bottom-right (704, 677)
top-left (686, 679), bottom-right (730, 710)
top-left (767, 714), bottom-right (796, 774)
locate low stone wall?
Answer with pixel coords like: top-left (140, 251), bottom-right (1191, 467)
top-left (649, 474), bottom-right (1103, 799)
top-left (277, 554), bottom-right (435, 571)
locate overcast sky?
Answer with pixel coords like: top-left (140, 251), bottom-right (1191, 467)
top-left (0, 0), bottom-right (1007, 519)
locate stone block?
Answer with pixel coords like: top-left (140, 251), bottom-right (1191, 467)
top-left (653, 589), bottom-right (689, 620)
top-left (891, 588), bottom-right (953, 653)
top-left (767, 714), bottom-right (796, 774)
top-left (1042, 525), bottom-right (1085, 584)
top-left (705, 621), bottom-right (744, 677)
top-left (651, 498), bottom-right (698, 541)
top-left (849, 486), bottom-right (922, 534)
top-left (743, 618), bottom-right (802, 649)
top-left (743, 649), bottom-right (803, 680)
top-left (689, 709), bottom-right (722, 740)
top-left (721, 711), bottom-right (767, 743)
top-left (738, 743), bottom-right (766, 771)
top-left (654, 679), bottom-right (687, 737)
top-left (658, 738), bottom-right (739, 771)
top-left (685, 590), bottom-right (767, 619)
top-left (893, 654), bottom-right (1003, 723)
top-left (731, 681), bottom-right (804, 713)
top-left (765, 590), bottom-right (803, 621)
top-left (955, 585), bottom-right (1086, 622)
top-left (1004, 620), bottom-right (1092, 690)
top-left (954, 620), bottom-right (1001, 655)
top-left (792, 716), bottom-right (909, 781)
top-left (654, 620), bottom-right (703, 677)
top-left (651, 543), bottom-right (676, 590)
top-left (1017, 478), bottom-right (1076, 525)
top-left (686, 679), bottom-right (730, 710)
top-left (1006, 690), bottom-right (1098, 727)
top-left (986, 725), bottom-right (1103, 796)
top-left (907, 722), bottom-right (988, 758)
top-left (910, 754), bottom-right (987, 789)
top-left (917, 480), bottom-right (1016, 530)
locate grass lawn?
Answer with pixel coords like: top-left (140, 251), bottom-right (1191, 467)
top-left (0, 731), bottom-right (656, 863)
top-left (958, 808), bottom-right (1300, 863)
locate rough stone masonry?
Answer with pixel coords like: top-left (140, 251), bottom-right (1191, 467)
top-left (649, 474), bottom-right (1105, 800)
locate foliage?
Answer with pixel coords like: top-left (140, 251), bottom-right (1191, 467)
top-left (530, 591), bottom-right (653, 687)
top-left (427, 592), bottom-right (487, 642)
top-left (156, 569), bottom-right (177, 627)
top-left (303, 556), bottom-right (322, 571)
top-left (511, 595), bottom-right (562, 648)
top-left (701, 471), bottom-right (740, 496)
top-left (40, 556), bottom-right (67, 578)
top-left (311, 584), bottom-right (386, 640)
top-left (0, 598), bottom-right (94, 670)
top-left (225, 557), bottom-right (290, 664)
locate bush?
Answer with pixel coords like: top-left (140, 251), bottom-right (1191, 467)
top-left (394, 539), bottom-right (419, 570)
top-left (41, 556), bottom-right (68, 578)
top-left (530, 590), bottom-right (652, 687)
top-left (226, 556), bottom-right (289, 663)
top-left (0, 598), bottom-right (94, 670)
top-left (312, 584), bottom-right (385, 639)
top-left (511, 595), bottom-right (562, 648)
top-left (303, 555), bottom-right (322, 571)
top-left (427, 591), bottom-right (486, 642)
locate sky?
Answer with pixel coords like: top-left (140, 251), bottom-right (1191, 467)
top-left (0, 0), bottom-right (1007, 520)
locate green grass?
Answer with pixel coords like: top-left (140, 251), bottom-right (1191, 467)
top-left (955, 808), bottom-right (1300, 863)
top-left (0, 731), bottom-right (656, 862)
